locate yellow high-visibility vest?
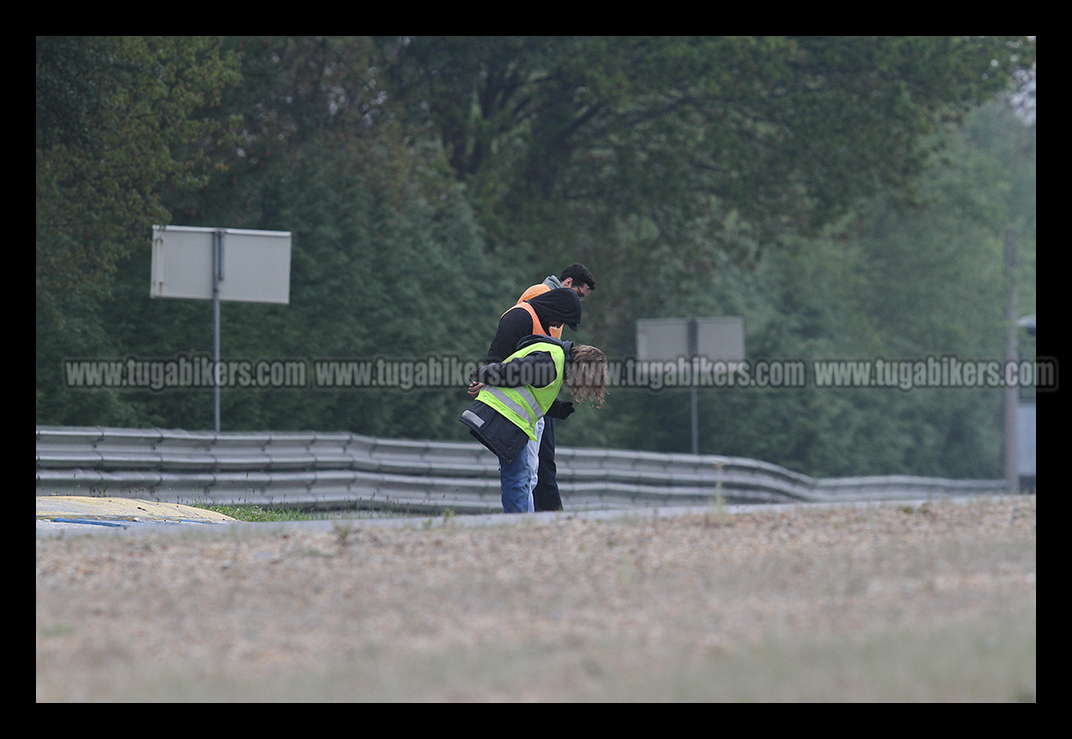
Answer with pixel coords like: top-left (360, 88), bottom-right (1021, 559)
top-left (476, 340), bottom-right (566, 441)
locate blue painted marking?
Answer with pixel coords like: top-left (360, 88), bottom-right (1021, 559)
top-left (51, 517), bottom-right (128, 528)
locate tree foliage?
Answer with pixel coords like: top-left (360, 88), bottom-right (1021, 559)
top-left (36, 36), bottom-right (242, 315)
top-left (36, 36), bottom-right (1037, 480)
top-left (377, 36), bottom-right (1031, 249)
top-left (561, 99), bottom-right (1035, 479)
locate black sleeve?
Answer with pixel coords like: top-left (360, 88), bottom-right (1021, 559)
top-left (476, 352), bottom-right (558, 388)
top-left (546, 400), bottom-right (575, 419)
top-left (482, 308), bottom-right (534, 365)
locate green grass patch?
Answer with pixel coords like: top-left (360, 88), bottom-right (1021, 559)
top-left (188, 503), bottom-right (435, 522)
top-left (190, 504), bottom-right (315, 523)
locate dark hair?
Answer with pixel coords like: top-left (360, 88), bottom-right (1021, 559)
top-left (559, 263), bottom-right (595, 291)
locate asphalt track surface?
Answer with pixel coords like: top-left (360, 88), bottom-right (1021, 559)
top-left (37, 493), bottom-right (1035, 701)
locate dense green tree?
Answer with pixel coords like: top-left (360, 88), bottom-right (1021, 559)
top-left (36, 36), bottom-right (241, 315)
top-left (562, 99), bottom-right (1036, 479)
top-left (36, 36), bottom-right (1037, 482)
top-left (377, 37), bottom-right (1032, 255)
top-left (147, 37), bottom-right (512, 435)
top-left (37, 36), bottom-right (509, 437)
top-left (36, 36), bottom-right (241, 426)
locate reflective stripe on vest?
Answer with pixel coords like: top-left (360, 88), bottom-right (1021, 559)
top-left (482, 385), bottom-right (542, 424)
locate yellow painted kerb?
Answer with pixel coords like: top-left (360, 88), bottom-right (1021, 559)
top-left (36, 496), bottom-right (236, 523)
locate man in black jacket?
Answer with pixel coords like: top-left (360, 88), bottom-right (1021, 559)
top-left (479, 288), bottom-right (582, 366)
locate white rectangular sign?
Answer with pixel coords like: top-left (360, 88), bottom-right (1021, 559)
top-left (151, 225), bottom-right (292, 304)
top-left (636, 317), bottom-right (744, 362)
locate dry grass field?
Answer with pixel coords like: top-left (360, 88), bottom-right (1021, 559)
top-left (36, 496), bottom-right (1036, 702)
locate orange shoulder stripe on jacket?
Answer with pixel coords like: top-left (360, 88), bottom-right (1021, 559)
top-left (502, 300), bottom-right (550, 337)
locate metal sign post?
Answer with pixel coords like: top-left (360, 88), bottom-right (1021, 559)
top-left (151, 225), bottom-right (292, 432)
top-left (212, 229), bottom-right (223, 432)
top-left (688, 320), bottom-right (701, 455)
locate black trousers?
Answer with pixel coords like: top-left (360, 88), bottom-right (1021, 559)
top-left (533, 416), bottom-right (563, 511)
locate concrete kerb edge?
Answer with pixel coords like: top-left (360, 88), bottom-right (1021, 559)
top-left (35, 493), bottom-right (1035, 540)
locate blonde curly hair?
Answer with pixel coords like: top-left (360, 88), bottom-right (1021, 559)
top-left (564, 344), bottom-right (608, 408)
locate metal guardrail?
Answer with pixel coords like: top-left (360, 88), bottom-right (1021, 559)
top-left (36, 426), bottom-right (1008, 513)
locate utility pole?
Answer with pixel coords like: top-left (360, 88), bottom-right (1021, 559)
top-left (213, 229), bottom-right (224, 432)
top-left (1003, 229), bottom-right (1019, 496)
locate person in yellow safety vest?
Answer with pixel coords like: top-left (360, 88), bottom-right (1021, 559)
top-left (468, 287), bottom-right (583, 433)
top-left (470, 266), bottom-right (596, 511)
top-left (461, 335), bottom-right (608, 513)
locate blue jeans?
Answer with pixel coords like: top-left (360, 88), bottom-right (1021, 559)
top-left (499, 417), bottom-right (543, 513)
